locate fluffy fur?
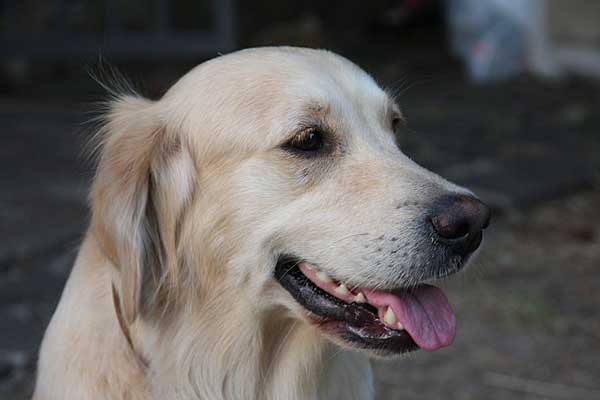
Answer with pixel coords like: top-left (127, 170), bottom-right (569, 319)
top-left (34, 47), bottom-right (466, 400)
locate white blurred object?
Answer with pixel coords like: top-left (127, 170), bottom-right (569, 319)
top-left (446, 0), bottom-right (562, 82)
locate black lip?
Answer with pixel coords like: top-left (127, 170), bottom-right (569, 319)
top-left (274, 257), bottom-right (418, 355)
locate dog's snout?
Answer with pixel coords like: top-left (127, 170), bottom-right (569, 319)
top-left (430, 195), bottom-right (491, 255)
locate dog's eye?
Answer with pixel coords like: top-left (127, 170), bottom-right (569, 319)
top-left (286, 128), bottom-right (325, 153)
top-left (391, 115), bottom-right (404, 133)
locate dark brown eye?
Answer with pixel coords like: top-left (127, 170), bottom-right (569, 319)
top-left (391, 115), bottom-right (404, 133)
top-left (285, 128), bottom-right (325, 153)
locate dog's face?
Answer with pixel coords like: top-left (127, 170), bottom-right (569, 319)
top-left (93, 47), bottom-right (490, 359)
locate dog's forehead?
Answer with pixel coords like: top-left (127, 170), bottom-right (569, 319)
top-left (272, 58), bottom-right (392, 135)
top-left (165, 48), bottom-right (394, 150)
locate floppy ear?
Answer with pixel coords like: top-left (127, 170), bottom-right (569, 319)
top-left (90, 95), bottom-right (195, 323)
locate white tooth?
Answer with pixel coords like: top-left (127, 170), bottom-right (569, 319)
top-left (334, 283), bottom-right (349, 295)
top-left (384, 307), bottom-right (397, 325)
top-left (354, 292), bottom-right (366, 303)
top-left (316, 271), bottom-right (332, 282)
top-left (304, 263), bottom-right (315, 270)
top-left (396, 322), bottom-right (405, 330)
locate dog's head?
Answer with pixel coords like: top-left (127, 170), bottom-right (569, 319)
top-left (91, 47), bottom-right (490, 358)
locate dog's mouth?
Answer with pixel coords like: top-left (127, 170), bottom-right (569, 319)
top-left (274, 257), bottom-right (456, 356)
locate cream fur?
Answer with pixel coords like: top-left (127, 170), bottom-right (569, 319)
top-left (34, 47), bottom-right (466, 400)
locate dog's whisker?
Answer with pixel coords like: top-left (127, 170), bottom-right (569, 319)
top-left (325, 346), bottom-right (345, 364)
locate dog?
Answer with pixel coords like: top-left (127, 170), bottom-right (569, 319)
top-left (33, 47), bottom-right (490, 400)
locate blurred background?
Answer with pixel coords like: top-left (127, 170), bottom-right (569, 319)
top-left (1, 0), bottom-right (599, 399)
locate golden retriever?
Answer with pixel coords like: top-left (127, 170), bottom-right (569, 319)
top-left (33, 47), bottom-right (490, 400)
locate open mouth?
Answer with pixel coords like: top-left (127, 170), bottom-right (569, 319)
top-left (275, 257), bottom-right (456, 355)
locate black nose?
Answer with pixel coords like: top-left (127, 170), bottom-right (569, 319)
top-left (430, 195), bottom-right (491, 256)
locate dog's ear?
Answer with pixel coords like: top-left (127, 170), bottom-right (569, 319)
top-left (90, 95), bottom-right (195, 322)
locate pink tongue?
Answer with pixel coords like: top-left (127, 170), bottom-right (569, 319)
top-left (366, 285), bottom-right (456, 350)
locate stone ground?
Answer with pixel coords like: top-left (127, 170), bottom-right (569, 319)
top-left (1, 52), bottom-right (599, 399)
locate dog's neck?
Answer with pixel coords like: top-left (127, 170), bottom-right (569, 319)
top-left (35, 236), bottom-right (373, 400)
top-left (136, 287), bottom-right (373, 399)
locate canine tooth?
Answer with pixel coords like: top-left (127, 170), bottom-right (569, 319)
top-left (384, 307), bottom-right (397, 325)
top-left (396, 322), bottom-right (405, 330)
top-left (354, 292), bottom-right (366, 303)
top-left (316, 271), bottom-right (333, 283)
top-left (334, 284), bottom-right (349, 295)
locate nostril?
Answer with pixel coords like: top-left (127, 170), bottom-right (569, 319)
top-left (430, 215), bottom-right (470, 240)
